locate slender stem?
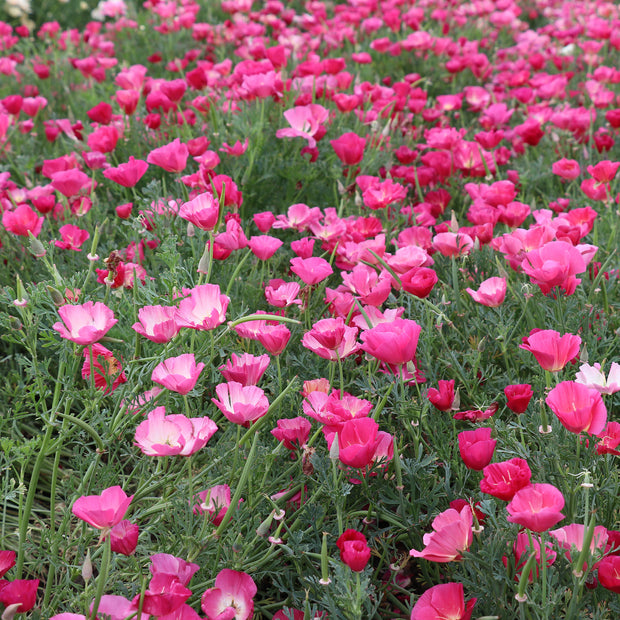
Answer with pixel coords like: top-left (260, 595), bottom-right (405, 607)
top-left (89, 536), bottom-right (111, 620)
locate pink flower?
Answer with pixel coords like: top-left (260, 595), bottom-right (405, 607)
top-left (212, 381), bottom-right (269, 426)
top-left (410, 582), bottom-right (476, 620)
top-left (150, 553), bottom-right (199, 586)
top-left (519, 329), bottom-right (581, 372)
top-left (546, 381), bottom-right (607, 435)
top-left (132, 305), bottom-right (180, 343)
top-left (301, 317), bottom-right (360, 361)
top-left (151, 353), bottom-right (205, 395)
top-left (201, 569), bottom-right (257, 620)
top-left (219, 353), bottom-right (270, 386)
top-left (50, 168), bottom-right (93, 197)
top-left (480, 458), bottom-right (532, 501)
top-left (276, 104), bottom-right (329, 148)
top-left (53, 301), bottom-right (117, 345)
top-left (134, 406), bottom-right (218, 456)
top-left (2, 204), bottom-right (44, 237)
top-left (271, 417), bottom-right (312, 452)
top-left (290, 256), bottom-right (333, 285)
top-left (82, 344), bottom-right (127, 394)
top-left (521, 240), bottom-right (588, 296)
top-left (432, 232), bottom-right (474, 257)
top-left (552, 158), bottom-right (581, 180)
top-left (264, 279), bottom-right (301, 308)
top-left (458, 428), bottom-right (496, 471)
top-left (0, 579), bottom-right (39, 613)
top-left (103, 156), bottom-right (149, 187)
top-left (55, 224), bottom-right (90, 251)
top-left (549, 523), bottom-right (608, 569)
top-left (409, 505), bottom-right (473, 563)
top-left (174, 284), bottom-right (230, 331)
top-left (360, 318), bottom-right (422, 366)
top-left (247, 235), bottom-right (283, 260)
top-left (192, 485), bottom-right (233, 526)
top-left (506, 483), bottom-right (565, 532)
top-left (72, 486), bottom-right (134, 532)
top-left (147, 138), bottom-right (189, 173)
top-left (504, 532), bottom-right (556, 584)
top-left (256, 323), bottom-right (291, 356)
top-left (179, 192), bottom-right (220, 231)
top-left (465, 277), bottom-right (506, 307)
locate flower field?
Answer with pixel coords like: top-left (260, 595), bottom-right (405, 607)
top-left (0, 0), bottom-right (619, 618)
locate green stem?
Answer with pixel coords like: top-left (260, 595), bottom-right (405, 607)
top-left (89, 536), bottom-right (111, 620)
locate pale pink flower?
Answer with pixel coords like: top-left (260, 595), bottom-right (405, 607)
top-left (201, 569), bottom-right (257, 620)
top-left (264, 279), bottom-right (301, 308)
top-left (134, 407), bottom-right (218, 456)
top-left (132, 305), bottom-right (179, 343)
top-left (290, 256), bottom-right (333, 285)
top-left (53, 301), bottom-right (117, 345)
top-left (151, 353), bottom-right (205, 395)
top-left (575, 362), bottom-right (620, 395)
top-left (218, 353), bottom-right (270, 386)
top-left (301, 318), bottom-right (360, 361)
top-left (465, 277), bottom-right (506, 307)
top-left (275, 104), bottom-right (329, 148)
top-left (174, 284), bottom-right (230, 331)
top-left (212, 381), bottom-right (269, 426)
top-left (178, 192), bottom-right (219, 231)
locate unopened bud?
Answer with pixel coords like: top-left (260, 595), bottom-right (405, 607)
top-left (329, 433), bottom-right (340, 461)
top-left (28, 232), bottom-right (46, 258)
top-left (1, 603), bottom-right (21, 620)
top-left (256, 512), bottom-right (274, 537)
top-left (197, 243), bottom-right (211, 275)
top-left (47, 285), bottom-right (65, 307)
top-left (82, 549), bottom-right (93, 582)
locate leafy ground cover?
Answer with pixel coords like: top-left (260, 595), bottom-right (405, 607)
top-left (0, 0), bottom-right (619, 618)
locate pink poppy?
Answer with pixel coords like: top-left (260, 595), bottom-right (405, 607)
top-left (2, 204), bottom-right (44, 237)
top-left (546, 381), bottom-right (607, 435)
top-left (427, 379), bottom-right (455, 411)
top-left (103, 157), bottom-right (149, 187)
top-left (480, 458), bottom-right (532, 501)
top-left (174, 284), bottom-right (230, 331)
top-left (410, 582), bottom-right (476, 620)
top-left (132, 305), bottom-right (180, 343)
top-left (212, 381), bottom-right (269, 426)
top-left (151, 353), bottom-right (205, 395)
top-left (247, 235), bottom-right (283, 260)
top-left (72, 486), bottom-right (134, 532)
top-left (301, 317), bottom-right (360, 361)
top-left (54, 224), bottom-right (90, 251)
top-left (335, 418), bottom-right (393, 469)
top-left (458, 428), bottom-right (496, 471)
top-left (192, 485), bottom-right (234, 526)
top-left (290, 256), bottom-right (333, 285)
top-left (134, 406), bottom-right (218, 456)
top-left (519, 329), bottom-right (581, 372)
top-left (201, 569), bottom-right (257, 620)
top-left (465, 277), bottom-right (506, 307)
top-left (360, 318), bottom-right (422, 366)
top-left (271, 417), bottom-right (312, 452)
top-left (146, 138), bottom-right (189, 173)
top-left (336, 529), bottom-right (371, 572)
top-left (178, 192), bottom-right (220, 231)
top-left (504, 384), bottom-right (533, 414)
top-left (506, 483), bottom-right (565, 532)
top-left (330, 132), bottom-right (366, 165)
top-left (219, 352), bottom-right (270, 386)
top-left (53, 301), bottom-right (117, 345)
top-left (409, 505), bottom-right (473, 563)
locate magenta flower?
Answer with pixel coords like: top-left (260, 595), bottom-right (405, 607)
top-left (506, 483), bottom-right (565, 532)
top-left (103, 156), bottom-right (149, 187)
top-left (336, 418), bottom-right (393, 469)
top-left (2, 204), bottom-right (44, 237)
top-left (134, 406), bottom-right (218, 456)
top-left (201, 569), bottom-right (257, 620)
top-left (110, 520), bottom-right (139, 556)
top-left (480, 458), bottom-right (532, 501)
top-left (152, 353), bottom-right (205, 395)
top-left (212, 381), bottom-right (269, 426)
top-left (458, 428), bottom-right (496, 471)
top-left (72, 486), bottom-right (134, 532)
top-left (54, 224), bottom-right (90, 251)
top-left (53, 301), bottom-right (117, 345)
